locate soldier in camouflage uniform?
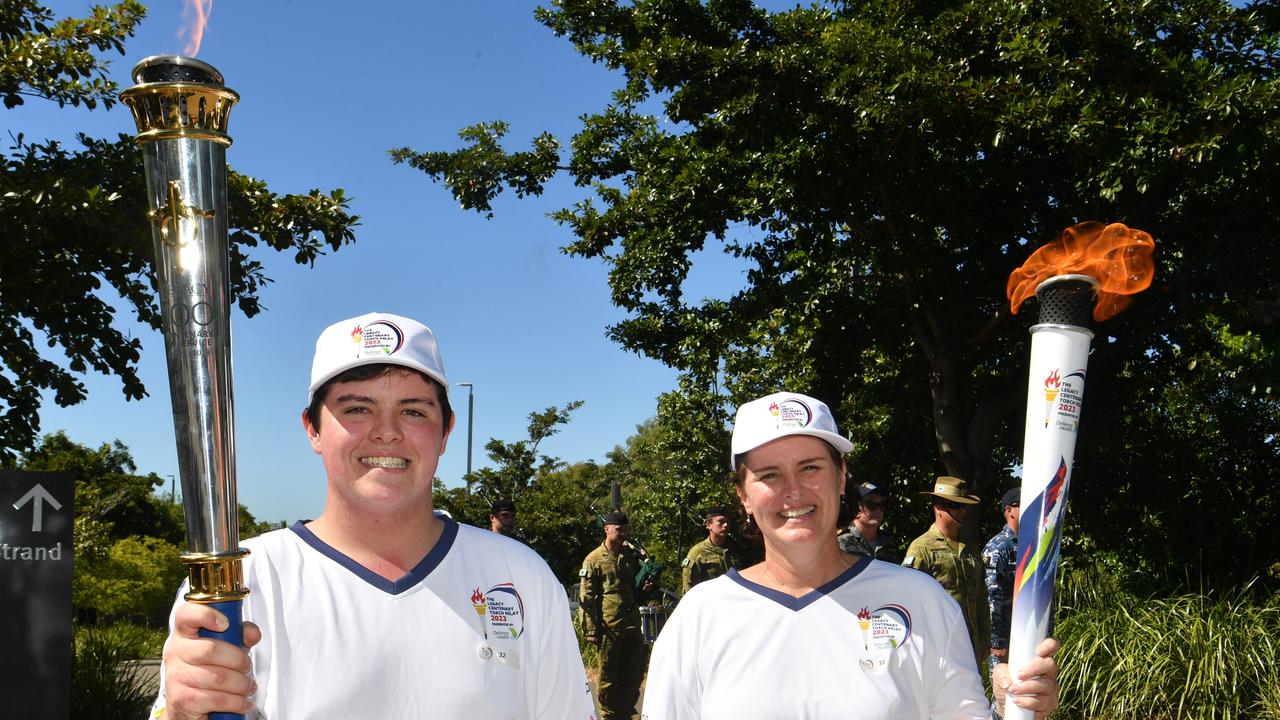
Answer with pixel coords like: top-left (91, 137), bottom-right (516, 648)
top-left (580, 511), bottom-right (648, 720)
top-left (837, 482), bottom-right (901, 562)
top-left (903, 476), bottom-right (991, 668)
top-left (983, 487), bottom-right (1021, 680)
top-left (681, 506), bottom-right (738, 593)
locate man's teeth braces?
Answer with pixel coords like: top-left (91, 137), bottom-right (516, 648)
top-left (362, 456), bottom-right (407, 469)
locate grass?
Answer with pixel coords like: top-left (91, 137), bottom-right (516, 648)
top-left (1054, 567), bottom-right (1280, 720)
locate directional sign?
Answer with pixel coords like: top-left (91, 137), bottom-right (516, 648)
top-left (0, 471), bottom-right (73, 720)
top-left (14, 482), bottom-right (62, 532)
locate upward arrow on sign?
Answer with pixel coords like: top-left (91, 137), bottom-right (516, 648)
top-left (14, 483), bottom-right (62, 532)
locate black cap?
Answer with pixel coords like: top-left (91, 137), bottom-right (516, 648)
top-left (491, 499), bottom-right (516, 514)
top-left (603, 511), bottom-right (629, 526)
top-left (1000, 488), bottom-right (1021, 508)
top-left (704, 506), bottom-right (731, 519)
top-left (857, 482), bottom-right (887, 498)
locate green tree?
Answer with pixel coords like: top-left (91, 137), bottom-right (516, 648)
top-left (15, 430), bottom-right (180, 545)
top-left (7, 431), bottom-right (280, 622)
top-left (432, 401), bottom-right (594, 580)
top-left (465, 400), bottom-right (585, 504)
top-left (5, 431), bottom-right (182, 622)
top-left (399, 0), bottom-right (1279, 583)
top-left (522, 459), bottom-right (612, 582)
top-left (1, 1), bottom-right (360, 459)
top-left (73, 535), bottom-right (184, 620)
top-left (606, 399), bottom-right (741, 581)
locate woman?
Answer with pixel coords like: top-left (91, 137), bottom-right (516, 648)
top-left (642, 391), bottom-right (1060, 719)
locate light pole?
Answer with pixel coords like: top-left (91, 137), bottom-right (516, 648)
top-left (458, 382), bottom-right (474, 487)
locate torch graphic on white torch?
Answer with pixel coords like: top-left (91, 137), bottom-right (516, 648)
top-left (1002, 222), bottom-right (1155, 720)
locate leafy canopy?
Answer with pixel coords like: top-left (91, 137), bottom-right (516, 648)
top-left (0, 1), bottom-right (361, 459)
top-left (402, 0), bottom-right (1279, 582)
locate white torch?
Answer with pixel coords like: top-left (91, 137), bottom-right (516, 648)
top-left (1003, 222), bottom-right (1155, 720)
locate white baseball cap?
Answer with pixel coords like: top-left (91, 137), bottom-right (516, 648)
top-left (730, 391), bottom-right (853, 468)
top-left (308, 312), bottom-right (448, 403)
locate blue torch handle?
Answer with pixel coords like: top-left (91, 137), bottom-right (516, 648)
top-left (199, 598), bottom-right (246, 720)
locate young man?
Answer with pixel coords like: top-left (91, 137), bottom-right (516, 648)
top-left (580, 512), bottom-right (649, 720)
top-left (837, 481), bottom-right (900, 562)
top-left (151, 312), bottom-right (594, 720)
top-left (681, 506), bottom-right (738, 593)
top-left (902, 476), bottom-right (991, 669)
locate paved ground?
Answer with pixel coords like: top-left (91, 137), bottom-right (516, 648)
top-left (128, 658), bottom-right (161, 699)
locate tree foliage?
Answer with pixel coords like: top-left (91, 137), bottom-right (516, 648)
top-left (8, 431), bottom-right (280, 623)
top-left (464, 400), bottom-right (586, 503)
top-left (0, 0), bottom-right (143, 110)
top-left (403, 0), bottom-right (1280, 584)
top-left (433, 401), bottom-right (600, 581)
top-left (612, 391), bottom-right (749, 579)
top-left (0, 1), bottom-right (360, 459)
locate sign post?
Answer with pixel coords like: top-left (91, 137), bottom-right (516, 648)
top-left (0, 471), bottom-right (74, 720)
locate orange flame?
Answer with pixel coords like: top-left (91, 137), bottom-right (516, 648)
top-left (179, 0), bottom-right (214, 57)
top-left (1007, 221), bottom-right (1155, 322)
top-left (471, 587), bottom-right (485, 605)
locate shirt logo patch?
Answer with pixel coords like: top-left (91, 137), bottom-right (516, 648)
top-left (859, 604), bottom-right (911, 651)
top-left (484, 583), bottom-right (525, 640)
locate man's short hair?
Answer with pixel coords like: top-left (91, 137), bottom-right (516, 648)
top-left (306, 364), bottom-right (453, 433)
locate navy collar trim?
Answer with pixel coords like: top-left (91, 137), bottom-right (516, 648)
top-left (290, 517), bottom-right (458, 595)
top-left (727, 554), bottom-right (871, 610)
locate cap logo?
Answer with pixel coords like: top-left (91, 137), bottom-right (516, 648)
top-left (935, 484), bottom-right (947, 493)
top-left (771, 398), bottom-right (812, 429)
top-left (351, 320), bottom-right (404, 358)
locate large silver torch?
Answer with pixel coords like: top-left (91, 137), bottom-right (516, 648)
top-left (1003, 222), bottom-right (1154, 720)
top-left (121, 55), bottom-right (247, 720)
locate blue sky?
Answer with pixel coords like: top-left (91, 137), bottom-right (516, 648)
top-left (16, 0), bottom-right (767, 523)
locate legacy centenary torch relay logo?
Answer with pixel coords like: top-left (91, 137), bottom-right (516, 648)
top-left (484, 583), bottom-right (525, 640)
top-left (769, 398), bottom-right (813, 429)
top-left (855, 604), bottom-right (912, 672)
top-left (350, 320), bottom-right (405, 359)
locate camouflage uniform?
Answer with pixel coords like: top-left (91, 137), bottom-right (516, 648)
top-left (681, 538), bottom-right (738, 593)
top-left (837, 525), bottom-right (901, 563)
top-left (903, 525), bottom-right (991, 666)
top-left (983, 523), bottom-right (1018, 718)
top-left (983, 524), bottom-right (1017, 664)
top-left (580, 542), bottom-right (645, 720)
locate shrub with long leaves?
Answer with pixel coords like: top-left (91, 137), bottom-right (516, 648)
top-left (1055, 565), bottom-right (1280, 720)
top-left (72, 624), bottom-right (159, 719)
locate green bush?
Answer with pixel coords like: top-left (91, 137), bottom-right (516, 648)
top-left (74, 535), bottom-right (184, 621)
top-left (72, 625), bottom-right (158, 720)
top-left (1054, 566), bottom-right (1280, 720)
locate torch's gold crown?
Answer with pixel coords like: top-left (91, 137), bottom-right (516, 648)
top-left (121, 56), bottom-right (238, 146)
top-left (181, 548), bottom-right (251, 603)
top-left (121, 82), bottom-right (238, 145)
